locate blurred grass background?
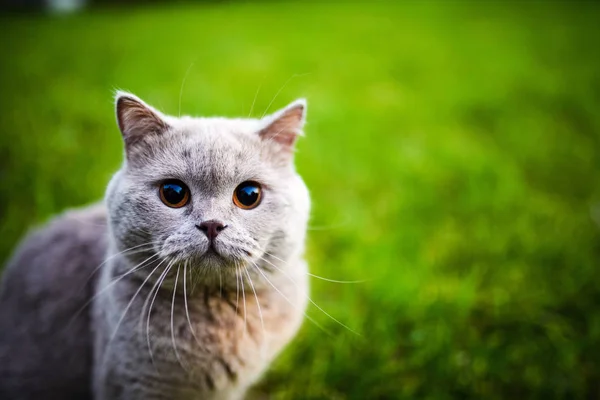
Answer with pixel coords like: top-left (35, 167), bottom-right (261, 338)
top-left (1, 1), bottom-right (600, 398)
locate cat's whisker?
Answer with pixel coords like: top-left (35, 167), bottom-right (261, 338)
top-left (218, 267), bottom-right (223, 298)
top-left (145, 259), bottom-right (175, 365)
top-left (109, 258), bottom-right (165, 343)
top-left (138, 278), bottom-right (155, 359)
top-left (178, 62), bottom-right (195, 118)
top-left (249, 243), bottom-right (365, 284)
top-left (191, 265), bottom-right (200, 294)
top-left (257, 255), bottom-right (360, 336)
top-left (170, 265), bottom-right (187, 373)
top-left (101, 258), bottom-right (167, 373)
top-left (261, 126), bottom-right (290, 148)
top-left (262, 250), bottom-right (366, 284)
top-left (234, 267), bottom-right (240, 317)
top-left (68, 252), bottom-right (160, 329)
top-left (247, 79), bottom-right (263, 118)
top-left (140, 261), bottom-right (175, 365)
top-left (240, 267), bottom-right (247, 338)
top-left (248, 260), bottom-right (330, 335)
top-left (183, 260), bottom-right (203, 351)
top-left (260, 73), bottom-right (309, 118)
top-left (138, 257), bottom-right (169, 323)
top-left (138, 260), bottom-right (163, 335)
top-left (305, 275), bottom-right (367, 284)
top-left (82, 241), bottom-right (161, 289)
top-left (112, 253), bottom-right (161, 283)
top-left (243, 266), bottom-right (265, 344)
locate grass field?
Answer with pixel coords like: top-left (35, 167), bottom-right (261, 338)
top-left (1, 1), bottom-right (600, 398)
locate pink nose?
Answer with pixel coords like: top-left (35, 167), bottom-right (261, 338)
top-left (196, 220), bottom-right (226, 241)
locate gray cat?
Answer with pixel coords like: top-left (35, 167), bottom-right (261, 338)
top-left (0, 92), bottom-right (310, 400)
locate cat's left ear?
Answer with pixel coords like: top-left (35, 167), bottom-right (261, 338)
top-left (115, 91), bottom-right (170, 149)
top-left (258, 99), bottom-right (306, 161)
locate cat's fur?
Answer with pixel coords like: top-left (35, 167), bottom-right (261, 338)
top-left (0, 92), bottom-right (310, 400)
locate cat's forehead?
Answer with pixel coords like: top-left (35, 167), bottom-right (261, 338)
top-left (165, 117), bottom-right (264, 167)
top-left (173, 117), bottom-right (259, 150)
top-left (137, 117), bottom-right (273, 190)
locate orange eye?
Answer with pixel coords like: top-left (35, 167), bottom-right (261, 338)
top-left (233, 181), bottom-right (262, 210)
top-left (159, 180), bottom-right (190, 208)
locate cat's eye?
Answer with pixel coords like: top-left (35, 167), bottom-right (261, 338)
top-left (233, 181), bottom-right (262, 210)
top-left (159, 180), bottom-right (190, 208)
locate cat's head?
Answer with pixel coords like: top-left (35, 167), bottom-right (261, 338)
top-left (105, 92), bottom-right (310, 285)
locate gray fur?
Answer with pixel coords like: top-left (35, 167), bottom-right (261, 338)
top-left (0, 93), bottom-right (310, 400)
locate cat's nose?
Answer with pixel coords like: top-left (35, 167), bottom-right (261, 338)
top-left (196, 220), bottom-right (227, 241)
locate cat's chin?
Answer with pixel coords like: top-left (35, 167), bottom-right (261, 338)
top-left (201, 248), bottom-right (229, 265)
top-left (183, 248), bottom-right (248, 271)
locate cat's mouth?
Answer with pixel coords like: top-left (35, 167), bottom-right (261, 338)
top-left (159, 234), bottom-right (251, 268)
top-left (199, 242), bottom-right (234, 265)
top-left (204, 245), bottom-right (222, 258)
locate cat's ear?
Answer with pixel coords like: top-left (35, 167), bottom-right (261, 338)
top-left (258, 99), bottom-right (306, 161)
top-left (115, 91), bottom-right (170, 148)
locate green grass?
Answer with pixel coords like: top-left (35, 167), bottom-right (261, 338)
top-left (1, 1), bottom-right (600, 398)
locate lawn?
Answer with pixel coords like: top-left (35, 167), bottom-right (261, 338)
top-left (1, 1), bottom-right (600, 398)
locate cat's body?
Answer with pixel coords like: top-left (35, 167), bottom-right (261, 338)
top-left (93, 231), bottom-right (307, 400)
top-left (0, 93), bottom-right (310, 399)
top-left (0, 206), bottom-right (107, 399)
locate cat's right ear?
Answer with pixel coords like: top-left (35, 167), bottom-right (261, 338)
top-left (115, 91), bottom-right (170, 149)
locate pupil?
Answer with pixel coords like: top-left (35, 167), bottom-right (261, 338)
top-left (164, 183), bottom-right (184, 203)
top-left (238, 185), bottom-right (259, 205)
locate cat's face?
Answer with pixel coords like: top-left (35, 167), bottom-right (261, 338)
top-left (105, 92), bottom-right (310, 284)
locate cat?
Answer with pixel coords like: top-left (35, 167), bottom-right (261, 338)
top-left (0, 91), bottom-right (310, 400)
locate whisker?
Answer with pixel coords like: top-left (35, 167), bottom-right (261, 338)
top-left (247, 79), bottom-right (263, 118)
top-left (261, 125), bottom-right (291, 148)
top-left (183, 260), bottom-right (203, 350)
top-left (260, 73), bottom-right (309, 118)
top-left (146, 259), bottom-right (175, 364)
top-left (249, 260), bottom-right (330, 336)
top-left (109, 259), bottom-right (165, 342)
top-left (82, 241), bottom-right (161, 289)
top-left (101, 258), bottom-right (166, 371)
top-left (306, 275), bottom-right (367, 284)
top-left (178, 62), bottom-right (195, 117)
top-left (240, 267), bottom-right (247, 337)
top-left (259, 256), bottom-right (360, 336)
top-left (191, 265), bottom-right (200, 294)
top-left (263, 250), bottom-right (367, 284)
top-left (138, 257), bottom-right (169, 322)
top-left (68, 253), bottom-right (160, 329)
top-left (137, 269), bottom-right (160, 365)
top-left (219, 267), bottom-right (223, 298)
top-left (235, 268), bottom-right (240, 316)
top-left (171, 265), bottom-right (187, 372)
top-left (243, 266), bottom-right (264, 343)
